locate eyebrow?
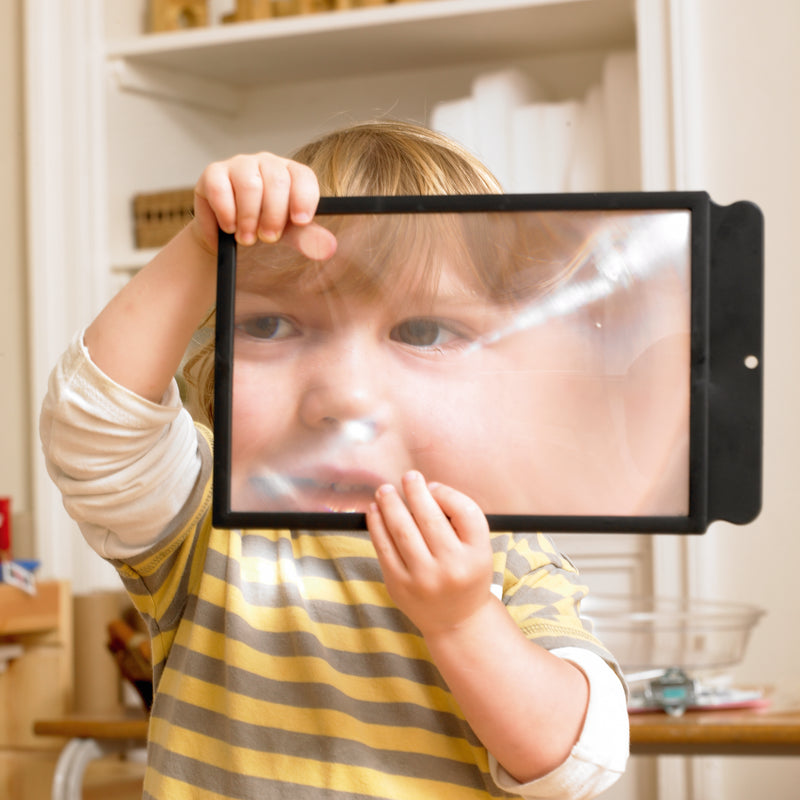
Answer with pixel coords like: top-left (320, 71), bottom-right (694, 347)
top-left (236, 260), bottom-right (490, 303)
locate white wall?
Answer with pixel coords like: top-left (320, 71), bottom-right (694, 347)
top-left (678, 0), bottom-right (800, 797)
top-left (0, 0), bottom-right (33, 558)
top-left (685, 0), bottom-right (799, 691)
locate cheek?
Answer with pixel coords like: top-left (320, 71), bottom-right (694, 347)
top-left (392, 361), bottom-right (524, 490)
top-left (230, 363), bottom-right (295, 460)
top-left (388, 337), bottom-right (634, 514)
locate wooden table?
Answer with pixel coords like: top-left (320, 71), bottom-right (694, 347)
top-left (33, 715), bottom-right (149, 742)
top-left (34, 704), bottom-right (800, 798)
top-left (33, 713), bottom-right (148, 800)
top-left (629, 705), bottom-right (800, 756)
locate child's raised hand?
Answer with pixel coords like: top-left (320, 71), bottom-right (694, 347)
top-left (366, 472), bottom-right (495, 637)
top-left (192, 153), bottom-right (337, 260)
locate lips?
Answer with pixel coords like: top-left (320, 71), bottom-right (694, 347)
top-left (245, 466), bottom-right (391, 513)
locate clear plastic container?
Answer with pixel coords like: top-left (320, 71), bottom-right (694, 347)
top-left (581, 595), bottom-right (765, 676)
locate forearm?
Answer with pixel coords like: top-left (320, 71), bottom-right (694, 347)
top-left (85, 225), bottom-right (217, 402)
top-left (423, 596), bottom-right (589, 784)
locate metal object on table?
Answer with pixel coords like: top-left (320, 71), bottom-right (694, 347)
top-left (33, 715), bottom-right (148, 800)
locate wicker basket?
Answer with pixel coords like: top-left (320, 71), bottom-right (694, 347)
top-left (133, 188), bottom-right (195, 249)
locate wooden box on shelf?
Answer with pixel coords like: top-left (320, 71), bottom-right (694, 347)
top-left (0, 581), bottom-right (73, 798)
top-left (133, 188), bottom-right (195, 249)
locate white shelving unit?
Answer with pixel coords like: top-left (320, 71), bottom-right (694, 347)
top-left (105, 0), bottom-right (637, 88)
top-left (100, 0), bottom-right (648, 272)
top-left (25, 0), bottom-right (685, 619)
top-left (27, 3), bottom-right (699, 797)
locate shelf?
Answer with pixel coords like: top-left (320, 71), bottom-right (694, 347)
top-left (106, 0), bottom-right (636, 88)
top-left (0, 581), bottom-right (63, 637)
top-left (110, 249), bottom-right (158, 278)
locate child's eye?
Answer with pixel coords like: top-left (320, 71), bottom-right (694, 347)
top-left (390, 318), bottom-right (465, 348)
top-left (236, 315), bottom-right (299, 341)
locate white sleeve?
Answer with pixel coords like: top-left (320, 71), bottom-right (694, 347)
top-left (489, 648), bottom-right (629, 800)
top-left (39, 329), bottom-right (203, 560)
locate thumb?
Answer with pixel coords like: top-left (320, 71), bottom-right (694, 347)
top-left (280, 221), bottom-right (338, 262)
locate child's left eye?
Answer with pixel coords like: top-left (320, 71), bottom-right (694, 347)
top-left (236, 315), bottom-right (299, 341)
top-left (390, 318), bottom-right (465, 348)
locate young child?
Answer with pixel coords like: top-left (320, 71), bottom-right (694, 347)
top-left (41, 120), bottom-right (629, 799)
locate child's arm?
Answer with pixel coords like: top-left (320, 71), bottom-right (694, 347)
top-left (366, 471), bottom-right (626, 790)
top-left (84, 154), bottom-right (336, 401)
top-left (42, 154), bottom-right (337, 558)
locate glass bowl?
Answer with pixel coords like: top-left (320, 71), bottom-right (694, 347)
top-left (581, 594), bottom-right (765, 677)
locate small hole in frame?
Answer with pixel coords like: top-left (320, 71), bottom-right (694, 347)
top-left (744, 355), bottom-right (759, 370)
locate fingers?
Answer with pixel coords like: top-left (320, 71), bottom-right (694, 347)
top-left (195, 159), bottom-right (239, 238)
top-left (399, 472), bottom-right (456, 556)
top-left (370, 472), bottom-right (489, 563)
top-left (368, 482), bottom-right (435, 571)
top-left (401, 471), bottom-right (489, 551)
top-left (425, 482), bottom-right (489, 547)
top-left (365, 498), bottom-right (407, 573)
top-left (194, 153), bottom-right (334, 257)
top-left (368, 474), bottom-right (494, 635)
top-left (284, 161), bottom-right (321, 227)
top-left (251, 156), bottom-right (318, 244)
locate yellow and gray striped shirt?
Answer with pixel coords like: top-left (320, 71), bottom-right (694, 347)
top-left (112, 427), bottom-right (616, 799)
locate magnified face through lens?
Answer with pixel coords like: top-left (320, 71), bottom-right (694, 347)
top-left (227, 207), bottom-right (692, 519)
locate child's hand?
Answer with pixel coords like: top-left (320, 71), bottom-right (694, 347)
top-left (192, 153), bottom-right (337, 260)
top-left (368, 473), bottom-right (595, 785)
top-left (366, 471), bottom-right (495, 637)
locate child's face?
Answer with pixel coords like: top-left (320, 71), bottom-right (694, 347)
top-left (229, 211), bottom-right (691, 517)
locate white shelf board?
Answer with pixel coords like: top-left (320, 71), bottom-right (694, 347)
top-left (106, 0), bottom-right (636, 88)
top-left (111, 248), bottom-right (158, 273)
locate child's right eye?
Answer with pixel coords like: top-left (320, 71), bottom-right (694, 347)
top-left (235, 315), bottom-right (299, 341)
top-left (390, 317), bottom-right (468, 349)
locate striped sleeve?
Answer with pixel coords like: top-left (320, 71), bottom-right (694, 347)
top-left (493, 532), bottom-right (619, 668)
top-left (111, 425), bottom-right (214, 684)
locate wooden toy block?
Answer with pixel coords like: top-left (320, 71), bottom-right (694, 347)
top-left (222, 0), bottom-right (273, 22)
top-left (148, 0), bottom-right (208, 32)
top-left (221, 0), bottom-right (412, 23)
top-left (269, 0), bottom-right (312, 17)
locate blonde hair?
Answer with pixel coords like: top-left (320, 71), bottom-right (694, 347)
top-left (292, 120), bottom-right (502, 195)
top-left (183, 120), bottom-right (502, 426)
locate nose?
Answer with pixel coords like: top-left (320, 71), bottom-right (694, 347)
top-left (297, 337), bottom-right (391, 439)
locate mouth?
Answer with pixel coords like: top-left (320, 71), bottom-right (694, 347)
top-left (245, 467), bottom-right (388, 513)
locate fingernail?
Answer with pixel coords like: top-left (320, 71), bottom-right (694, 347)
top-left (258, 229), bottom-right (279, 244)
top-left (427, 481), bottom-right (441, 490)
top-left (293, 211), bottom-right (312, 224)
top-left (405, 470), bottom-right (423, 482)
top-left (375, 484), bottom-right (395, 499)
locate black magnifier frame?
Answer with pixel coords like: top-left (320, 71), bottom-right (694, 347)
top-left (213, 192), bottom-right (762, 533)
